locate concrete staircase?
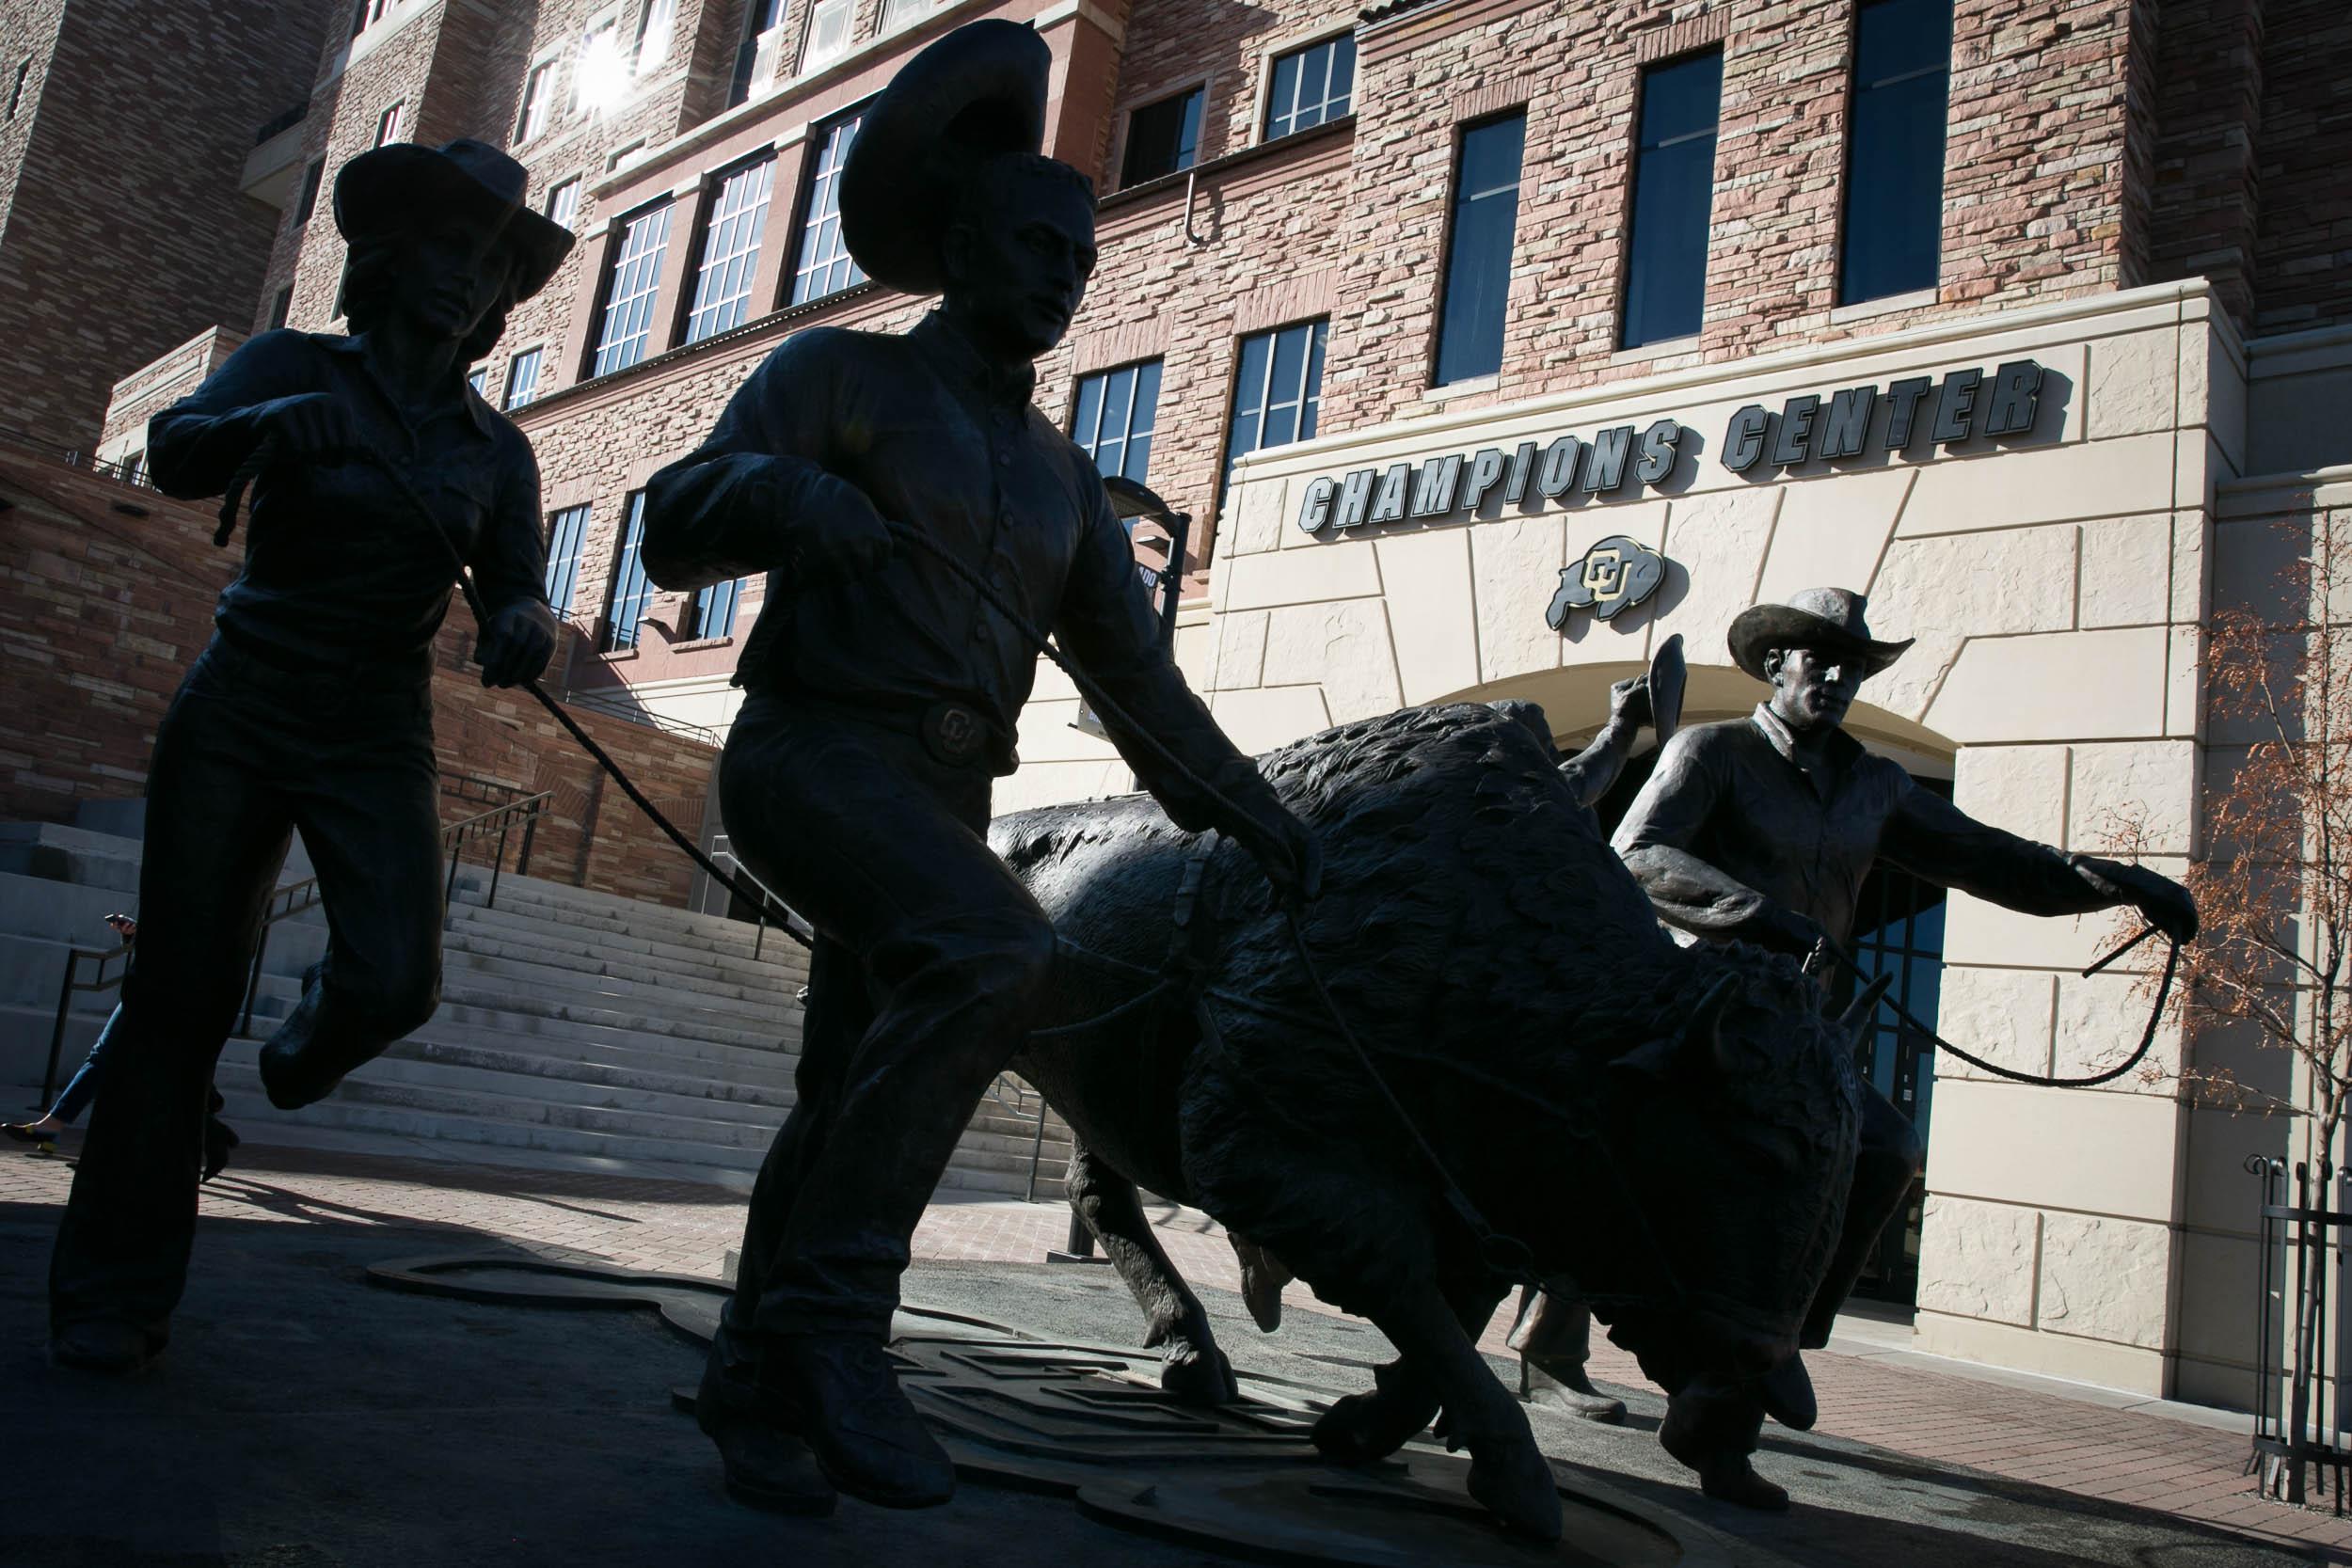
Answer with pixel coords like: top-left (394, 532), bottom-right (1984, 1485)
top-left (0, 809), bottom-right (1073, 1198)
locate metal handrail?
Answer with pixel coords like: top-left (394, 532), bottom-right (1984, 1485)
top-left (36, 942), bottom-right (131, 1109)
top-left (235, 789), bottom-right (554, 1033)
top-left (705, 848), bottom-right (810, 960)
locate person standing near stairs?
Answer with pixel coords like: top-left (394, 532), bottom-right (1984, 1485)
top-left (643, 21), bottom-right (1317, 1520)
top-left (44, 139), bottom-right (569, 1374)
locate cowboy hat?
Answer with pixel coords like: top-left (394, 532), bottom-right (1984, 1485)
top-left (1726, 587), bottom-right (1914, 684)
top-left (838, 19), bottom-right (1054, 295)
top-left (334, 138), bottom-right (575, 302)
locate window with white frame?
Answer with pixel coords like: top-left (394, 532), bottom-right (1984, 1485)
top-left (545, 503), bottom-right (591, 616)
top-left (374, 101), bottom-right (403, 147)
top-left (1120, 87), bottom-right (1202, 186)
top-left (516, 62), bottom-right (553, 141)
top-left (790, 110), bottom-right (865, 304)
top-left (879, 0), bottom-right (933, 32)
top-left (683, 577), bottom-right (745, 640)
top-left (467, 366), bottom-right (489, 397)
top-left (573, 17), bottom-right (626, 117)
top-left (545, 176), bottom-right (582, 231)
top-left (730, 0), bottom-right (787, 106)
top-left (801, 0), bottom-right (853, 73)
top-left (503, 346), bottom-right (544, 410)
top-left (592, 200), bottom-right (674, 376)
top-left (1263, 34), bottom-right (1354, 140)
top-left (686, 156), bottom-right (776, 343)
top-left (634, 0), bottom-right (677, 72)
top-left (1222, 319), bottom-right (1327, 503)
top-left (1071, 360), bottom-right (1162, 485)
top-left (601, 492), bottom-right (656, 650)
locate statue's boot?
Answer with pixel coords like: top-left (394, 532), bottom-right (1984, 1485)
top-left (257, 962), bottom-right (388, 1110)
top-left (1659, 1381), bottom-right (1787, 1513)
top-left (50, 1319), bottom-right (162, 1375)
top-left (696, 1351), bottom-right (835, 1515)
top-left (1757, 1354), bottom-right (1816, 1431)
top-left (765, 1331), bottom-right (956, 1509)
top-left (1519, 1354), bottom-right (1628, 1423)
top-left (1508, 1291), bottom-right (1624, 1422)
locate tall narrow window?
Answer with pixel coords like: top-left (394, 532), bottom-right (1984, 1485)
top-left (602, 493), bottom-right (656, 650)
top-left (545, 176), bottom-right (582, 231)
top-left (6, 59), bottom-right (27, 120)
top-left (295, 160), bottom-right (325, 223)
top-left (1435, 111), bottom-right (1525, 387)
top-left (467, 366), bottom-right (489, 397)
top-left (1222, 320), bottom-right (1327, 501)
top-left (684, 578), bottom-right (744, 639)
top-left (634, 0), bottom-right (677, 72)
top-left (592, 200), bottom-right (673, 375)
top-left (802, 0), bottom-right (852, 72)
top-left (1121, 87), bottom-right (1202, 186)
top-left (504, 346), bottom-right (544, 410)
top-left (879, 0), bottom-right (932, 31)
top-left (374, 101), bottom-right (404, 147)
top-left (1071, 360), bottom-right (1163, 485)
top-left (790, 111), bottom-right (865, 304)
top-left (1620, 50), bottom-right (1722, 351)
top-left (545, 503), bottom-right (591, 616)
top-left (574, 18), bottom-right (624, 117)
top-left (686, 156), bottom-right (776, 343)
top-left (516, 63), bottom-right (552, 142)
top-left (1839, 0), bottom-right (1953, 305)
top-left (730, 0), bottom-right (786, 106)
top-left (269, 288), bottom-right (294, 330)
top-left (1264, 35), bottom-right (1354, 140)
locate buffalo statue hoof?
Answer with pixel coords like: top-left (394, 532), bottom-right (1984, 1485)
top-left (1311, 1385), bottom-right (1439, 1465)
top-left (1159, 1338), bottom-right (1240, 1406)
top-left (1465, 1434), bottom-right (1565, 1542)
top-left (1695, 1458), bottom-right (1788, 1512)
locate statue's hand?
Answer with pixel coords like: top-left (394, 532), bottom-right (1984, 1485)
top-left (251, 392), bottom-right (360, 464)
top-left (477, 598), bottom-right (557, 689)
top-left (2075, 856), bottom-right (2199, 944)
top-left (1758, 903), bottom-right (1830, 958)
top-left (1607, 674), bottom-right (1653, 733)
top-left (792, 473), bottom-right (895, 586)
top-left (1223, 793), bottom-right (1323, 905)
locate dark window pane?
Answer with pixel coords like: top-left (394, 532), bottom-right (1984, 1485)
top-left (296, 161), bottom-right (324, 224)
top-left (1620, 51), bottom-right (1721, 350)
top-left (1435, 112), bottom-right (1525, 385)
top-left (503, 346), bottom-right (543, 410)
top-left (1221, 321), bottom-right (1327, 505)
top-left (1071, 358), bottom-right (1165, 485)
top-left (1121, 87), bottom-right (1202, 185)
top-left (1838, 0), bottom-right (1953, 304)
top-left (545, 503), bottom-right (591, 616)
top-left (1266, 54), bottom-right (1301, 139)
top-left (602, 493), bottom-right (656, 650)
top-left (1265, 35), bottom-right (1354, 140)
top-left (687, 577), bottom-right (743, 639)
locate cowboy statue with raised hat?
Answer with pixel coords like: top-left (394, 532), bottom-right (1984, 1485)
top-left (1604, 586), bottom-right (2199, 1509)
top-left (45, 137), bottom-right (571, 1374)
top-left (641, 21), bottom-right (1319, 1517)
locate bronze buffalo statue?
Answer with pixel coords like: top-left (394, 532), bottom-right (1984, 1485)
top-left (992, 702), bottom-right (1865, 1538)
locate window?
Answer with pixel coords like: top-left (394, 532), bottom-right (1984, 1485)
top-left (634, 0), bottom-right (677, 72)
top-left (516, 63), bottom-right (553, 142)
top-left (504, 346), bottom-right (544, 410)
top-left (602, 492), bottom-right (656, 650)
top-left (790, 111), bottom-right (865, 305)
top-left (119, 451), bottom-right (145, 485)
top-left (686, 156), bottom-right (775, 343)
top-left (1264, 35), bottom-right (1354, 140)
top-left (573, 17), bottom-right (624, 117)
top-left (352, 0), bottom-right (389, 37)
top-left (545, 503), bottom-right (591, 615)
top-left (1620, 50), bottom-right (1722, 350)
top-left (1071, 360), bottom-right (1163, 485)
top-left (684, 578), bottom-right (745, 640)
top-left (1435, 112), bottom-right (1525, 386)
top-left (1121, 87), bottom-right (1202, 187)
top-left (1222, 319), bottom-right (1327, 501)
top-left (879, 0), bottom-right (931, 31)
top-left (803, 0), bottom-right (853, 69)
top-left (374, 102), bottom-right (403, 147)
top-left (592, 200), bottom-right (673, 375)
top-left (5, 59), bottom-right (26, 120)
top-left (467, 366), bottom-right (489, 397)
top-left (269, 288), bottom-right (294, 330)
top-left (295, 160), bottom-right (325, 224)
top-left (545, 176), bottom-right (582, 231)
top-left (729, 0), bottom-right (786, 106)
top-left (1839, 0), bottom-right (1953, 305)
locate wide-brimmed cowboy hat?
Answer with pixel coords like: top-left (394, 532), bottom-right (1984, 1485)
top-left (334, 138), bottom-right (574, 302)
top-left (839, 19), bottom-right (1053, 295)
top-left (1726, 587), bottom-right (1914, 684)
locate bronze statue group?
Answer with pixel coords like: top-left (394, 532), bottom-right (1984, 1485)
top-left (36, 20), bottom-right (2198, 1543)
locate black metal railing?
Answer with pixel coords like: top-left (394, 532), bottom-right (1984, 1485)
top-left (705, 847), bottom-right (809, 960)
top-left (0, 424), bottom-right (160, 491)
top-left (2247, 1156), bottom-right (2350, 1512)
top-left (34, 942), bottom-right (131, 1109)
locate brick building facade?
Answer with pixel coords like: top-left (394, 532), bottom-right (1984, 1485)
top-left (0, 0), bottom-right (328, 450)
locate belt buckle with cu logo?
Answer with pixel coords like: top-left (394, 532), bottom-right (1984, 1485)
top-left (923, 701), bottom-right (987, 766)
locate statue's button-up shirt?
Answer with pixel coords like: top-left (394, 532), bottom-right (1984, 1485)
top-left (147, 329), bottom-right (548, 673)
top-left (1613, 704), bottom-right (2106, 947)
top-left (643, 313), bottom-right (1263, 830)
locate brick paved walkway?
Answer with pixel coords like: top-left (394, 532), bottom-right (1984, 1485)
top-left (6, 1135), bottom-right (2345, 1562)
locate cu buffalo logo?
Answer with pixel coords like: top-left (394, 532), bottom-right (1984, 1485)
top-left (1546, 535), bottom-right (1666, 630)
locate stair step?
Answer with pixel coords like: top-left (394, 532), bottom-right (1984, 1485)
top-left (447, 903), bottom-right (808, 986)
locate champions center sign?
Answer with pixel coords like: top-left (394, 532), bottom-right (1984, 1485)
top-left (1293, 359), bottom-right (2051, 534)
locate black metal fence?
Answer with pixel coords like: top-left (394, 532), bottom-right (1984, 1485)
top-left (2247, 1155), bottom-right (2349, 1511)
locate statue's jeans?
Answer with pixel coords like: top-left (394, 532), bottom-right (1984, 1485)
top-left (716, 695), bottom-right (1056, 1354)
top-left (50, 637), bottom-right (441, 1340)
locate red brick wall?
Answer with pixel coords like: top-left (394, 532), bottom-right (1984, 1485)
top-left (0, 0), bottom-right (330, 449)
top-left (0, 440), bottom-right (718, 908)
top-left (2249, 0), bottom-right (2352, 333)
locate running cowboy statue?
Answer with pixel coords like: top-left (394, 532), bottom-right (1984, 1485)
top-left (641, 21), bottom-right (1319, 1518)
top-left (46, 139), bottom-right (569, 1373)
top-left (1610, 587), bottom-right (2199, 1509)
